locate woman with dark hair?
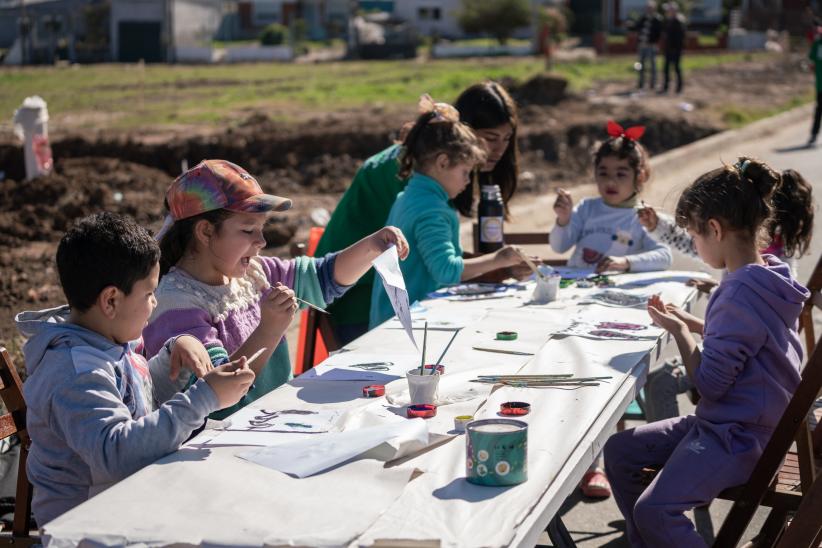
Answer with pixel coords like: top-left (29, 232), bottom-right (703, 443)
top-left (314, 81), bottom-right (520, 345)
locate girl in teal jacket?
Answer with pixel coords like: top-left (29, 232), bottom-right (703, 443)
top-left (369, 95), bottom-right (525, 327)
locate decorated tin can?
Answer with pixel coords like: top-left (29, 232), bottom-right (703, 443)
top-left (466, 419), bottom-right (528, 486)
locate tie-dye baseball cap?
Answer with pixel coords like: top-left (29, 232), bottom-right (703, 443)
top-left (166, 159), bottom-right (291, 220)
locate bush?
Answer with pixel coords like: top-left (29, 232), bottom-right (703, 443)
top-left (259, 23), bottom-right (287, 46)
top-left (457, 0), bottom-right (531, 45)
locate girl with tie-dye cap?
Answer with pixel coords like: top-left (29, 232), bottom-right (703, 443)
top-left (143, 159), bottom-right (408, 418)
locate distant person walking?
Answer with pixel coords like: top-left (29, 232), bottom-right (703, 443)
top-left (807, 26), bottom-right (822, 145)
top-left (633, 1), bottom-right (663, 90)
top-left (660, 3), bottom-right (686, 94)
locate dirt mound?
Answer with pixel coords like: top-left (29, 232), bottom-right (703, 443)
top-left (0, 158), bottom-right (171, 248)
top-left (512, 74), bottom-right (569, 106)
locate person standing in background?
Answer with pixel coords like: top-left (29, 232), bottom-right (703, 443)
top-left (633, 1), bottom-right (663, 91)
top-left (660, 3), bottom-right (686, 94)
top-left (807, 25), bottom-right (822, 145)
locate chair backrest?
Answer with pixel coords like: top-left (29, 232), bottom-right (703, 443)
top-left (471, 223), bottom-right (549, 254)
top-left (290, 230), bottom-right (341, 374)
top-left (0, 347), bottom-right (34, 540)
top-left (799, 254), bottom-right (822, 354)
top-left (713, 307), bottom-right (822, 545)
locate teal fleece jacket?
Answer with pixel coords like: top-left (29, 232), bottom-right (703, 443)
top-left (370, 172), bottom-right (463, 327)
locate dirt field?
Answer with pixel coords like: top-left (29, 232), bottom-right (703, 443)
top-left (0, 52), bottom-right (814, 365)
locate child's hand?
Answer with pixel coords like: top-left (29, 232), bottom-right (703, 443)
top-left (595, 256), bottom-right (629, 273)
top-left (664, 303), bottom-right (705, 335)
top-left (203, 357), bottom-right (255, 409)
top-left (494, 245), bottom-right (529, 269)
top-left (372, 226), bottom-right (410, 260)
top-left (647, 295), bottom-right (687, 334)
top-left (636, 205), bottom-right (659, 231)
top-left (259, 283), bottom-right (297, 338)
top-left (168, 335), bottom-right (213, 381)
top-left (553, 188), bottom-right (573, 227)
top-left (687, 277), bottom-right (718, 294)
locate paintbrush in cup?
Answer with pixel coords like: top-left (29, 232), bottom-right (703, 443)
top-left (419, 321), bottom-right (428, 375)
top-left (513, 247), bottom-right (546, 280)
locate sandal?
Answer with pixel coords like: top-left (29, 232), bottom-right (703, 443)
top-left (580, 468), bottom-right (612, 499)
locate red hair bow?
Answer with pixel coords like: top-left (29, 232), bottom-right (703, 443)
top-left (607, 120), bottom-right (645, 141)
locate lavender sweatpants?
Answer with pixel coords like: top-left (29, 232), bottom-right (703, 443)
top-left (604, 415), bottom-right (770, 547)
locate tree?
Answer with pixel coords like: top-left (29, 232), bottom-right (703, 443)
top-left (457, 0), bottom-right (531, 45)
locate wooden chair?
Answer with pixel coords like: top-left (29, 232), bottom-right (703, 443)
top-left (290, 242), bottom-right (341, 374)
top-left (710, 254), bottom-right (822, 547)
top-left (0, 348), bottom-right (36, 545)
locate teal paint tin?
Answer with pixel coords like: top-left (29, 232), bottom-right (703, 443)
top-left (466, 418), bottom-right (528, 486)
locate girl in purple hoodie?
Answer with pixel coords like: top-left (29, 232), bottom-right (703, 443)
top-left (604, 157), bottom-right (810, 547)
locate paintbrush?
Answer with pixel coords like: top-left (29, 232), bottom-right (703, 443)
top-left (245, 347), bottom-right (267, 367)
top-left (476, 375), bottom-right (612, 382)
top-left (471, 346), bottom-right (534, 356)
top-left (419, 321), bottom-right (428, 375)
top-left (513, 247), bottom-right (546, 280)
top-left (433, 329), bottom-right (460, 373)
top-left (296, 296), bottom-right (329, 314)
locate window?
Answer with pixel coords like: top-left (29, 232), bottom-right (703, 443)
top-left (418, 7), bottom-right (441, 20)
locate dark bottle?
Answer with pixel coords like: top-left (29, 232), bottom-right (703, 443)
top-left (478, 184), bottom-right (504, 253)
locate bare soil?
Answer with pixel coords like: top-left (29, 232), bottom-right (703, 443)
top-left (0, 54), bottom-right (812, 366)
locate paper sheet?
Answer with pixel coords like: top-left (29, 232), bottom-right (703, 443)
top-left (238, 419), bottom-right (430, 478)
top-left (223, 406), bottom-right (341, 433)
top-left (373, 246), bottom-right (417, 349)
top-left (301, 352), bottom-right (419, 382)
top-left (577, 288), bottom-right (651, 308)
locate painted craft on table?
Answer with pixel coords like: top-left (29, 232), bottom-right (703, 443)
top-left (557, 320), bottom-right (662, 341)
top-left (226, 407), bottom-right (342, 434)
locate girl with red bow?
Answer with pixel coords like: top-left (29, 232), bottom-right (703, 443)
top-left (550, 120), bottom-right (672, 275)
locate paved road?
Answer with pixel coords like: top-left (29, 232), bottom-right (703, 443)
top-left (524, 114), bottom-right (822, 546)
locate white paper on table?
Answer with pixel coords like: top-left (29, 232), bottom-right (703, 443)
top-left (301, 352), bottom-right (419, 382)
top-left (238, 419), bottom-right (430, 478)
top-left (373, 245), bottom-right (417, 349)
top-left (556, 320), bottom-right (663, 340)
top-left (576, 288), bottom-right (652, 308)
top-left (222, 407), bottom-right (341, 433)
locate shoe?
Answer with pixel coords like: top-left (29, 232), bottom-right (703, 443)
top-left (808, 135), bottom-right (817, 146)
top-left (580, 468), bottom-right (612, 499)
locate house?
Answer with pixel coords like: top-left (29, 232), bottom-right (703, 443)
top-left (0, 0), bottom-right (109, 63)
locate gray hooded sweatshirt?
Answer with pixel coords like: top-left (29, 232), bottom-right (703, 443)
top-left (15, 305), bottom-right (220, 526)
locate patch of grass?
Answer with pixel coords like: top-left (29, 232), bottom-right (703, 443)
top-left (606, 34), bottom-right (628, 45)
top-left (720, 90), bottom-right (814, 128)
top-left (697, 35), bottom-right (719, 47)
top-left (0, 52), bottom-right (778, 130)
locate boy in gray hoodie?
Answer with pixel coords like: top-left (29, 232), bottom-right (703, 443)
top-left (14, 212), bottom-right (255, 527)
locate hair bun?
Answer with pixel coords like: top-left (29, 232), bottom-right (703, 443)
top-left (735, 157), bottom-right (780, 199)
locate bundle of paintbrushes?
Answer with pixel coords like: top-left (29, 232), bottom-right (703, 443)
top-left (471, 374), bottom-right (612, 388)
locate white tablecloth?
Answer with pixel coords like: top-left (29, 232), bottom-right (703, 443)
top-left (43, 271), bottom-right (706, 548)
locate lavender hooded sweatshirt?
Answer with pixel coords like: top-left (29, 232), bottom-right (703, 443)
top-left (695, 255), bottom-right (809, 429)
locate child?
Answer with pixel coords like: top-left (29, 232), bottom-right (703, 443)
top-left (144, 159), bottom-right (408, 417)
top-left (550, 120), bottom-right (672, 273)
top-left (637, 168), bottom-right (814, 421)
top-left (369, 94), bottom-right (526, 327)
top-left (638, 168), bottom-right (814, 277)
top-left (604, 158), bottom-right (810, 547)
top-left (14, 212), bottom-right (255, 526)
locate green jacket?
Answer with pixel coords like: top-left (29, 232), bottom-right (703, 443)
top-left (314, 144), bottom-right (407, 326)
top-left (810, 38), bottom-right (822, 92)
top-left (369, 172), bottom-right (464, 328)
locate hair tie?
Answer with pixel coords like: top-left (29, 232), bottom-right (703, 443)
top-left (154, 214), bottom-right (175, 241)
top-left (734, 159), bottom-right (751, 177)
top-left (418, 94), bottom-right (460, 124)
top-left (606, 120), bottom-right (645, 142)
